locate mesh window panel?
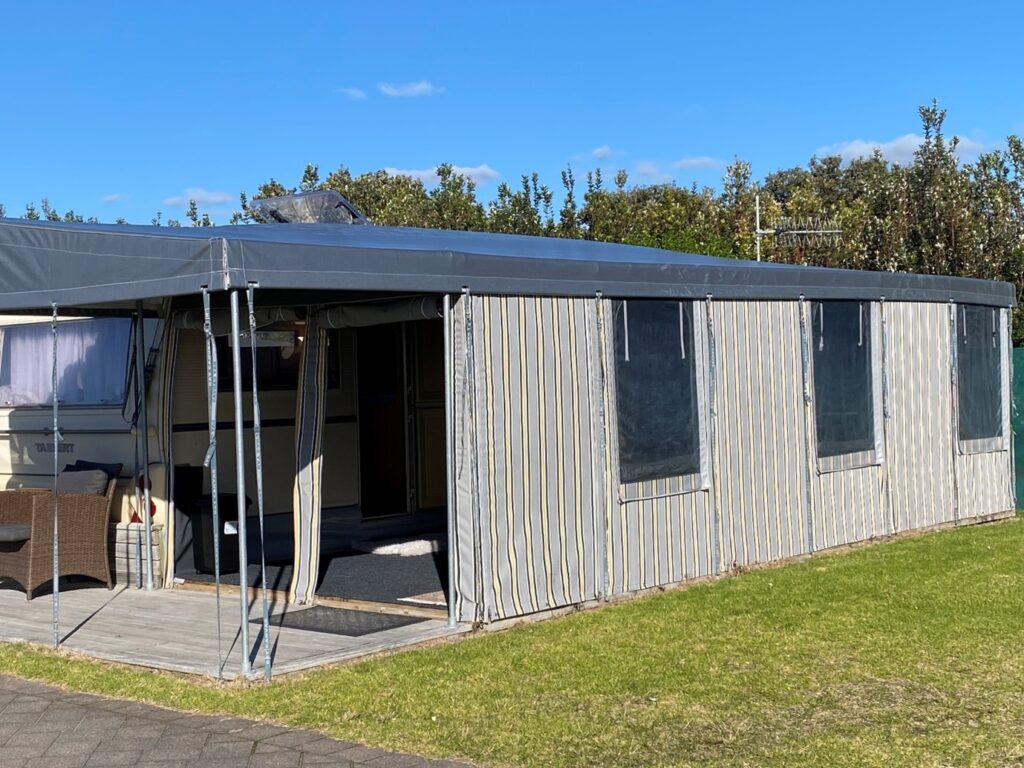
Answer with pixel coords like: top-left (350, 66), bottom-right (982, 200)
top-left (811, 301), bottom-right (874, 458)
top-left (957, 304), bottom-right (1002, 441)
top-left (613, 300), bottom-right (699, 483)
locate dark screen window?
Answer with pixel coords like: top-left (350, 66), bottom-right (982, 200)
top-left (613, 300), bottom-right (700, 483)
top-left (811, 301), bottom-right (874, 459)
top-left (217, 330), bottom-right (340, 391)
top-left (957, 304), bottom-right (1002, 441)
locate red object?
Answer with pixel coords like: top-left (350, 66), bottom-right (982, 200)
top-left (137, 473), bottom-right (156, 518)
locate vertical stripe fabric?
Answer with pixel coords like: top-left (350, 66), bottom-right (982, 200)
top-left (289, 310), bottom-right (328, 605)
top-left (158, 320), bottom-right (179, 583)
top-left (710, 301), bottom-right (808, 571)
top-left (450, 293), bottom-right (480, 622)
top-left (455, 294), bottom-right (601, 620)
top-left (885, 302), bottom-right (955, 530)
top-left (450, 295), bottom-right (1014, 623)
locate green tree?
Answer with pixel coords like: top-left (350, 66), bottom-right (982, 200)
top-left (186, 200), bottom-right (213, 227)
top-left (300, 163), bottom-right (320, 192)
top-left (488, 173), bottom-right (553, 236)
top-left (426, 164), bottom-right (485, 231)
top-left (557, 167), bottom-right (582, 238)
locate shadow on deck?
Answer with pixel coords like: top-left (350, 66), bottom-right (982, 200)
top-left (0, 580), bottom-right (465, 680)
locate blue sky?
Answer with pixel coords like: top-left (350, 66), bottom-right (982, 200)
top-left (1, 1), bottom-right (1021, 224)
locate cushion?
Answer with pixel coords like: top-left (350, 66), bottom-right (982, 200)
top-left (0, 524), bottom-right (30, 543)
top-left (63, 460), bottom-right (123, 480)
top-left (55, 468), bottom-right (109, 495)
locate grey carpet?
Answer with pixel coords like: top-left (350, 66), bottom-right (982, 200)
top-left (182, 547), bottom-right (447, 605)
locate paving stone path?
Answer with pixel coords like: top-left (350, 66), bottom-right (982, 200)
top-left (0, 675), bottom-right (470, 768)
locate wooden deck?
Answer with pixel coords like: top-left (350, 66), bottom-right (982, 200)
top-left (0, 582), bottom-right (466, 680)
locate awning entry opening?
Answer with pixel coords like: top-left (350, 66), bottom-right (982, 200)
top-left (170, 292), bottom-right (452, 659)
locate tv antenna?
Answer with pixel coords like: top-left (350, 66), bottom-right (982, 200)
top-left (754, 193), bottom-right (842, 261)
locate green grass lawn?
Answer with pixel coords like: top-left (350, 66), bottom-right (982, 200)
top-left (3, 517), bottom-right (1023, 767)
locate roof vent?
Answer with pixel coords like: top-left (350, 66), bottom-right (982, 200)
top-left (250, 190), bottom-right (368, 224)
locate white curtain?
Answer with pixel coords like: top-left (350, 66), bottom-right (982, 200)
top-left (0, 318), bottom-right (131, 406)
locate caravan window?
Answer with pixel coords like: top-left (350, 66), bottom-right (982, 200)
top-left (957, 304), bottom-right (1002, 442)
top-left (810, 301), bottom-right (875, 459)
top-left (613, 300), bottom-right (700, 483)
top-left (0, 318), bottom-right (132, 407)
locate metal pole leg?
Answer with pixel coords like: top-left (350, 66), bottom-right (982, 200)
top-left (246, 283), bottom-right (273, 681)
top-left (201, 288), bottom-right (225, 678)
top-left (229, 290), bottom-right (252, 679)
top-left (50, 303), bottom-right (61, 647)
top-left (136, 301), bottom-right (155, 590)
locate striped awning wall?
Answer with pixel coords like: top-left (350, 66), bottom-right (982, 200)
top-left (455, 294), bottom-right (603, 621)
top-left (289, 310), bottom-right (329, 605)
top-left (953, 307), bottom-right (1014, 519)
top-left (603, 300), bottom-right (717, 593)
top-left (804, 301), bottom-right (889, 551)
top-left (710, 301), bottom-right (811, 570)
top-left (452, 295), bottom-right (1014, 623)
top-left (885, 302), bottom-right (956, 531)
top-left (810, 464), bottom-right (888, 549)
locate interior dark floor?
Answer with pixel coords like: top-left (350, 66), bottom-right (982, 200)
top-left (174, 506), bottom-right (448, 607)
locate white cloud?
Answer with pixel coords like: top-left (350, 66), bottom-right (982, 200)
top-left (592, 144), bottom-right (612, 160)
top-left (817, 133), bottom-right (988, 166)
top-left (163, 187), bottom-right (233, 208)
top-left (377, 80), bottom-right (445, 97)
top-left (954, 136), bottom-right (987, 155)
top-left (634, 161), bottom-right (672, 183)
top-left (384, 164), bottom-right (500, 186)
top-left (335, 86), bottom-right (367, 100)
top-left (100, 193), bottom-right (125, 204)
top-left (634, 161), bottom-right (660, 177)
top-left (671, 155), bottom-right (722, 170)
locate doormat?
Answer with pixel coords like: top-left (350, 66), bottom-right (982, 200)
top-left (255, 606), bottom-right (427, 637)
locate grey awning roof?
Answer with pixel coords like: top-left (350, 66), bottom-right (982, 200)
top-left (0, 218), bottom-right (1014, 310)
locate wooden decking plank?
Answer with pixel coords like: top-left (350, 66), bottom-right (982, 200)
top-left (0, 584), bottom-right (464, 678)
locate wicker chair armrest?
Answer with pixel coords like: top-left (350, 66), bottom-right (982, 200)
top-left (0, 489), bottom-right (40, 525)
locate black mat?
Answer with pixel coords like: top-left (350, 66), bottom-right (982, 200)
top-left (256, 606), bottom-right (427, 637)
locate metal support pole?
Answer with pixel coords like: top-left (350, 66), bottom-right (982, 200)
top-left (442, 293), bottom-right (456, 628)
top-left (135, 301), bottom-right (155, 591)
top-left (50, 303), bottom-right (60, 648)
top-left (229, 290), bottom-right (252, 678)
top-left (246, 284), bottom-right (273, 680)
top-left (201, 288), bottom-right (225, 678)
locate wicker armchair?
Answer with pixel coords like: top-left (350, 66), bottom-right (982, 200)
top-left (0, 478), bottom-right (116, 600)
